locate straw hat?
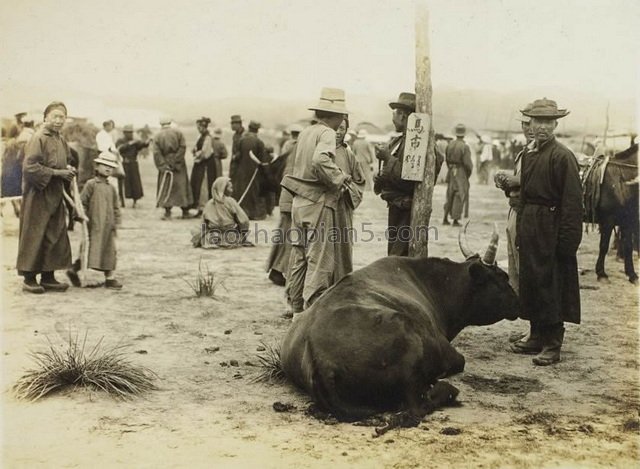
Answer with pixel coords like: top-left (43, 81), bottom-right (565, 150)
top-left (94, 152), bottom-right (119, 168)
top-left (521, 98), bottom-right (569, 119)
top-left (308, 88), bottom-right (348, 114)
top-left (455, 124), bottom-right (467, 136)
top-left (388, 92), bottom-right (416, 112)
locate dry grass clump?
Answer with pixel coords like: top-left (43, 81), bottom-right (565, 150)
top-left (253, 341), bottom-right (285, 384)
top-left (13, 333), bottom-right (157, 401)
top-left (183, 259), bottom-right (226, 298)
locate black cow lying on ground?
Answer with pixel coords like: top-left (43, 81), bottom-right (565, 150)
top-left (280, 224), bottom-right (519, 427)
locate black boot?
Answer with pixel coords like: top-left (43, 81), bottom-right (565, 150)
top-left (66, 260), bottom-right (82, 287)
top-left (533, 324), bottom-right (564, 366)
top-left (40, 271), bottom-right (69, 292)
top-left (23, 273), bottom-right (45, 294)
top-left (510, 322), bottom-right (543, 354)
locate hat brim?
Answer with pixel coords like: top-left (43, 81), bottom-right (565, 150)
top-left (94, 159), bottom-right (118, 168)
top-left (308, 105), bottom-right (349, 115)
top-left (521, 110), bottom-right (570, 119)
top-left (389, 102), bottom-right (415, 112)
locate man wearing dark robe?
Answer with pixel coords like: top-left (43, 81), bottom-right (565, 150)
top-left (443, 124), bottom-right (473, 226)
top-left (116, 124), bottom-right (149, 208)
top-left (374, 92), bottom-right (443, 255)
top-left (153, 117), bottom-right (193, 219)
top-left (231, 120), bottom-right (267, 220)
top-left (229, 114), bottom-right (245, 178)
top-left (510, 98), bottom-right (582, 366)
top-left (17, 101), bottom-right (75, 293)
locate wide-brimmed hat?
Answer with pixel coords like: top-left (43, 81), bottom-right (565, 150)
top-left (516, 102), bottom-right (533, 123)
top-left (521, 98), bottom-right (569, 119)
top-left (230, 114), bottom-right (242, 124)
top-left (213, 127), bottom-right (223, 136)
top-left (122, 124), bottom-right (134, 132)
top-left (196, 116), bottom-right (211, 125)
top-left (159, 116), bottom-right (172, 125)
top-left (455, 123), bottom-right (466, 136)
top-left (94, 152), bottom-right (119, 168)
top-left (308, 87), bottom-right (349, 115)
top-left (389, 92), bottom-right (416, 112)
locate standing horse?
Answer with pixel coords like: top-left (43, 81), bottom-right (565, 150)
top-left (583, 138), bottom-right (638, 284)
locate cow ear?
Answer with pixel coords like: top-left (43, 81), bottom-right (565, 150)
top-left (469, 262), bottom-right (488, 285)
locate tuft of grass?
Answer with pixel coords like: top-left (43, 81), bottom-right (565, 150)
top-left (13, 333), bottom-right (157, 401)
top-left (253, 341), bottom-right (285, 384)
top-left (183, 259), bottom-right (226, 299)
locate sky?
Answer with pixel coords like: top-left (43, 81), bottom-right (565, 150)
top-left (1, 0), bottom-right (638, 115)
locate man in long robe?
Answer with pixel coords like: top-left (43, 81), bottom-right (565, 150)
top-left (190, 117), bottom-right (217, 215)
top-left (511, 98), bottom-right (582, 366)
top-left (281, 88), bottom-right (350, 315)
top-left (116, 124), bottom-right (148, 207)
top-left (443, 124), bottom-right (473, 226)
top-left (153, 118), bottom-right (193, 219)
top-left (229, 114), bottom-right (245, 178)
top-left (16, 101), bottom-right (75, 293)
top-left (231, 120), bottom-right (267, 220)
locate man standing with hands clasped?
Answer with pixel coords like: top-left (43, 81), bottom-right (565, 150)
top-left (510, 98), bottom-right (582, 366)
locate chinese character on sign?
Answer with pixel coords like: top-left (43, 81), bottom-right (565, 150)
top-left (401, 113), bottom-right (431, 181)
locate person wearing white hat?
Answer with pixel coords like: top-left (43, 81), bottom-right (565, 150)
top-left (66, 152), bottom-right (123, 289)
top-left (281, 88), bottom-right (351, 316)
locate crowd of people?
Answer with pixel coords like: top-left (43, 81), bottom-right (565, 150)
top-left (3, 91), bottom-right (583, 367)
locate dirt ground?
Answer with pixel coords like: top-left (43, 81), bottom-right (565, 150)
top-left (1, 148), bottom-right (638, 469)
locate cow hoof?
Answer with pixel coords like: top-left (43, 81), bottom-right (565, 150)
top-left (597, 276), bottom-right (610, 284)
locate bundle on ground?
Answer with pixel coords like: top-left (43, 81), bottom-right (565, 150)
top-left (13, 334), bottom-right (157, 401)
top-left (253, 341), bottom-right (285, 384)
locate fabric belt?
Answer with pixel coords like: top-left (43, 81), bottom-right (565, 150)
top-left (523, 198), bottom-right (559, 210)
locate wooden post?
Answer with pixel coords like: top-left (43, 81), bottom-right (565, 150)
top-left (408, 0), bottom-right (436, 258)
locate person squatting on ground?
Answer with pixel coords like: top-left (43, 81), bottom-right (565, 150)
top-left (281, 88), bottom-right (352, 315)
top-left (443, 123), bottom-right (473, 226)
top-left (190, 117), bottom-right (218, 217)
top-left (16, 101), bottom-right (75, 294)
top-left (494, 102), bottom-right (535, 295)
top-left (153, 117), bottom-right (194, 220)
top-left (510, 98), bottom-right (583, 366)
top-left (116, 124), bottom-right (149, 208)
top-left (66, 152), bottom-right (123, 290)
top-left (374, 92), bottom-right (443, 255)
top-left (191, 176), bottom-right (253, 249)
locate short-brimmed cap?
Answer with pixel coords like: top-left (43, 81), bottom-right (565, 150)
top-left (159, 116), bottom-right (172, 125)
top-left (123, 124), bottom-right (134, 132)
top-left (308, 88), bottom-right (349, 115)
top-left (521, 98), bottom-right (570, 119)
top-left (230, 115), bottom-right (242, 124)
top-left (455, 123), bottom-right (466, 136)
top-left (389, 92), bottom-right (416, 113)
top-left (248, 120), bottom-right (261, 131)
top-left (94, 151), bottom-right (119, 168)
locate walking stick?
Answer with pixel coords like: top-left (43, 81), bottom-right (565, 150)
top-left (156, 170), bottom-right (174, 207)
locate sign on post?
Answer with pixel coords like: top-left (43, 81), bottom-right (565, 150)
top-left (401, 112), bottom-right (431, 181)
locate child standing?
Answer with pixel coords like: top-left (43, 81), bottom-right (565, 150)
top-left (67, 152), bottom-right (122, 289)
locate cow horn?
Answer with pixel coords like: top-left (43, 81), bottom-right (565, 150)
top-left (458, 220), bottom-right (476, 259)
top-left (482, 223), bottom-right (499, 265)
